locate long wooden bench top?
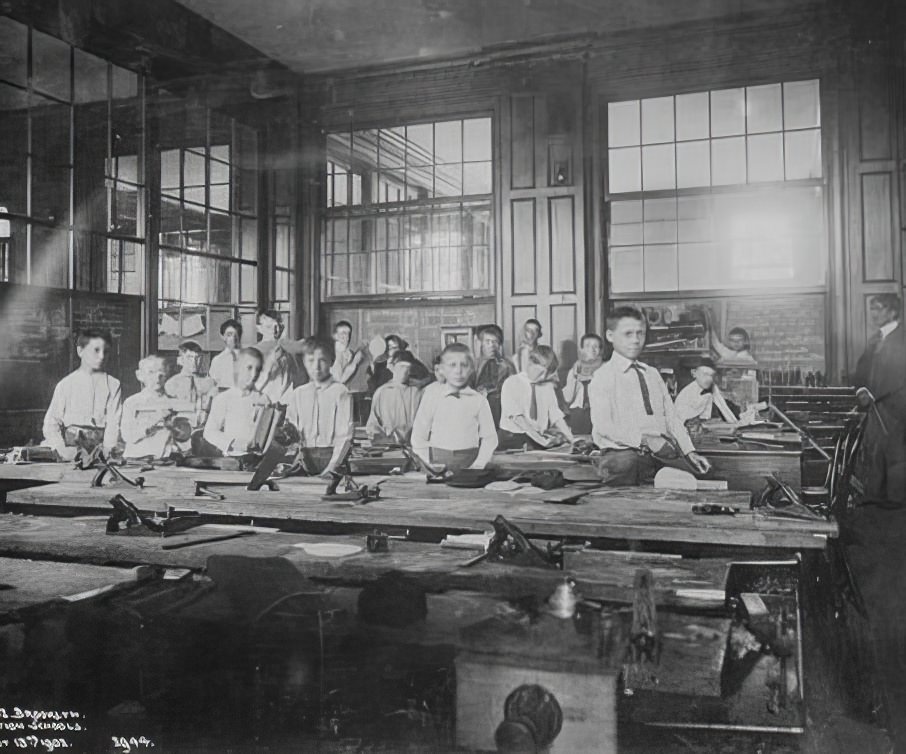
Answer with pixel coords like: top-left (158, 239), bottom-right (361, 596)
top-left (0, 462), bottom-right (836, 549)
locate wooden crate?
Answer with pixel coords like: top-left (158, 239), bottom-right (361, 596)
top-left (455, 650), bottom-right (618, 753)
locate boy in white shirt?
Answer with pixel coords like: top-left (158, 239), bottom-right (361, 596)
top-left (286, 338), bottom-right (354, 476)
top-left (203, 348), bottom-right (272, 456)
top-left (589, 307), bottom-right (711, 485)
top-left (411, 343), bottom-right (497, 471)
top-left (499, 346), bottom-right (576, 450)
top-left (674, 357), bottom-right (739, 427)
top-left (121, 355), bottom-right (189, 460)
top-left (209, 319), bottom-right (242, 390)
top-left (43, 329), bottom-right (122, 461)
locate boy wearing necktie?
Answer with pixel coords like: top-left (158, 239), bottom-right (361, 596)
top-left (589, 307), bottom-right (711, 485)
top-left (499, 345), bottom-right (576, 449)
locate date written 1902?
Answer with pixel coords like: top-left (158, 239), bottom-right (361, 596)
top-left (111, 737), bottom-right (154, 753)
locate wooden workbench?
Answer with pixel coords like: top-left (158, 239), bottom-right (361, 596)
top-left (0, 462), bottom-right (836, 550)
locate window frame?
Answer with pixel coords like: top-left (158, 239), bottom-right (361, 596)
top-left (603, 78), bottom-right (829, 300)
top-left (321, 111), bottom-right (495, 303)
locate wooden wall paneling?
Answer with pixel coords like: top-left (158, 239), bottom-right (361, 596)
top-left (844, 39), bottom-right (903, 371)
top-left (499, 72), bottom-right (586, 371)
top-left (860, 172), bottom-right (896, 282)
top-left (511, 198), bottom-right (537, 295)
top-left (511, 94), bottom-right (536, 189)
top-left (550, 303), bottom-right (579, 376)
top-left (549, 195), bottom-right (576, 294)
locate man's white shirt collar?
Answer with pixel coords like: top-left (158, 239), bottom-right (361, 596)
top-left (880, 320), bottom-right (899, 339)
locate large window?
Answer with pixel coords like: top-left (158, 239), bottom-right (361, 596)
top-left (157, 103), bottom-right (260, 346)
top-left (0, 17), bottom-right (143, 291)
top-left (322, 117), bottom-right (492, 298)
top-left (606, 80), bottom-right (824, 294)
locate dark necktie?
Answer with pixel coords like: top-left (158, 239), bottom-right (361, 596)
top-left (630, 363), bottom-right (654, 416)
top-left (529, 383), bottom-right (538, 421)
top-left (700, 388), bottom-right (713, 396)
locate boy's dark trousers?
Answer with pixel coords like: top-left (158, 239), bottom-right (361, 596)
top-left (592, 444), bottom-right (694, 486)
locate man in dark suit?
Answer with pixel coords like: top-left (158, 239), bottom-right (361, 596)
top-left (853, 293), bottom-right (906, 507)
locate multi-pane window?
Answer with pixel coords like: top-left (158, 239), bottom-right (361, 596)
top-left (606, 80), bottom-right (825, 294)
top-left (157, 103), bottom-right (259, 345)
top-left (0, 17), bottom-right (143, 291)
top-left (323, 117), bottom-right (493, 298)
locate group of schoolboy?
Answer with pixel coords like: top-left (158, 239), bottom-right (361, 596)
top-left (43, 305), bottom-right (744, 484)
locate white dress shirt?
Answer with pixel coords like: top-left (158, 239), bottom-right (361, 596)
top-left (499, 373), bottom-right (564, 434)
top-left (673, 381), bottom-right (738, 424)
top-left (286, 378), bottom-right (353, 448)
top-left (120, 390), bottom-right (177, 459)
top-left (209, 349), bottom-right (238, 389)
top-left (411, 384), bottom-right (498, 466)
top-left (589, 352), bottom-right (694, 455)
top-left (203, 387), bottom-right (271, 456)
top-left (880, 320), bottom-right (899, 340)
top-left (42, 370), bottom-right (122, 453)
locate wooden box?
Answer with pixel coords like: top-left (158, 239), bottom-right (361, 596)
top-left (455, 643), bottom-right (618, 752)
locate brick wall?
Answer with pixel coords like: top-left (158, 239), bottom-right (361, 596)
top-left (322, 299), bottom-right (497, 367)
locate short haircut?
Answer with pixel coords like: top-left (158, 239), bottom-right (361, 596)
top-left (385, 334), bottom-right (409, 351)
top-left (872, 293), bottom-right (902, 317)
top-left (478, 324), bottom-right (504, 344)
top-left (392, 351), bottom-right (415, 365)
top-left (220, 318), bottom-right (242, 337)
top-left (334, 320), bottom-right (353, 332)
top-left (580, 333), bottom-right (604, 348)
top-left (257, 308), bottom-right (283, 323)
top-left (178, 340), bottom-right (203, 355)
top-left (606, 306), bottom-right (644, 331)
top-left (528, 344), bottom-right (559, 375)
top-left (524, 318), bottom-right (542, 330)
top-left (727, 327), bottom-right (751, 347)
top-left (440, 342), bottom-right (474, 364)
top-left (690, 356), bottom-right (717, 371)
top-left (238, 346), bottom-right (263, 364)
top-left (137, 354), bottom-right (166, 372)
top-left (300, 336), bottom-right (335, 365)
top-left (76, 328), bottom-right (112, 349)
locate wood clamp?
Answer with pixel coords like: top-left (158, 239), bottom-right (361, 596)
top-left (194, 478), bottom-right (279, 500)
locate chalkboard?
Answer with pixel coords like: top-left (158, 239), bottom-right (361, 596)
top-left (0, 283), bottom-right (142, 430)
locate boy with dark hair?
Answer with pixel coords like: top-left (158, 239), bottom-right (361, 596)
top-left (588, 307), bottom-right (711, 485)
top-left (411, 342), bottom-right (497, 470)
top-left (562, 333), bottom-right (605, 434)
top-left (286, 337), bottom-right (354, 476)
top-left (473, 324), bottom-right (515, 427)
top-left (499, 345), bottom-right (576, 449)
top-left (203, 347), bottom-right (272, 456)
top-left (674, 356), bottom-right (738, 425)
top-left (331, 320), bottom-right (366, 385)
top-left (165, 340), bottom-right (216, 432)
top-left (365, 352), bottom-right (423, 441)
top-left (512, 318), bottom-right (543, 373)
top-left (209, 318), bottom-right (243, 390)
top-left (43, 329), bottom-right (122, 461)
